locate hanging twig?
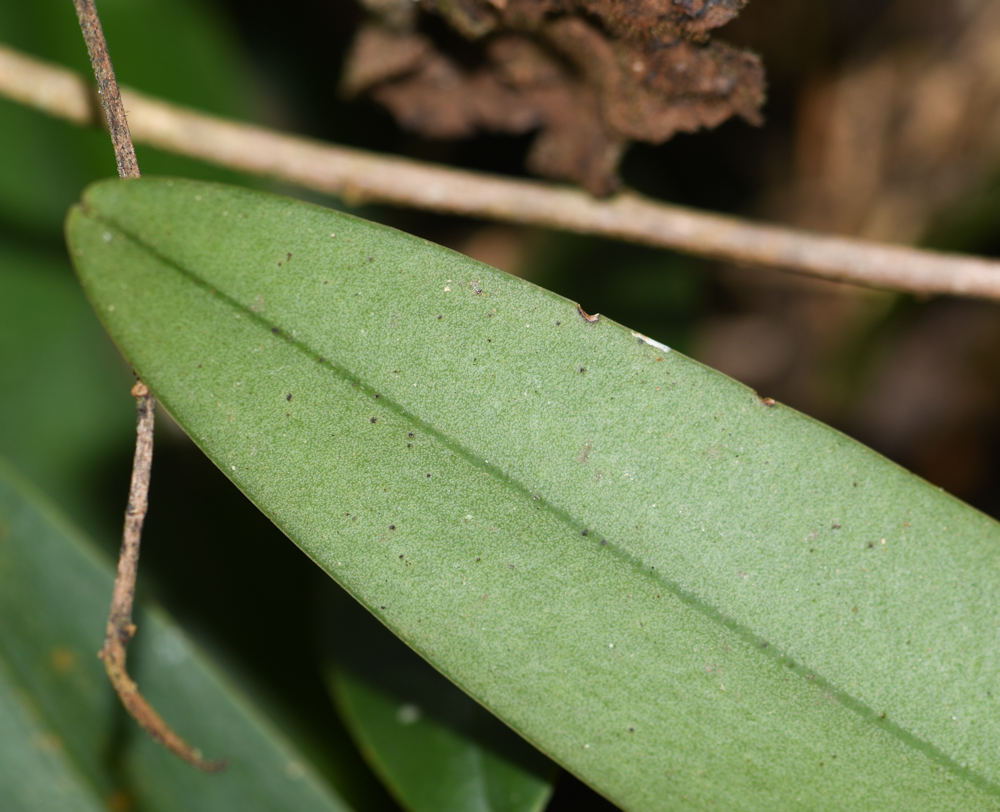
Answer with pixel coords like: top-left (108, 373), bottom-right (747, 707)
top-left (2, 41), bottom-right (1000, 301)
top-left (70, 1), bottom-right (224, 772)
top-left (71, 1), bottom-right (138, 180)
top-left (101, 385), bottom-right (226, 771)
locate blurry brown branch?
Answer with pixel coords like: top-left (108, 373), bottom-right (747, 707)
top-left (2, 41), bottom-right (1000, 301)
top-left (67, 4), bottom-right (224, 771)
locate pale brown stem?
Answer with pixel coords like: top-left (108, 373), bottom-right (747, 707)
top-left (2, 42), bottom-right (1000, 301)
top-left (97, 386), bottom-right (225, 772)
top-left (69, 6), bottom-right (223, 771)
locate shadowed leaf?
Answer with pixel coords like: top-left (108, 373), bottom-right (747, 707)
top-left (0, 457), bottom-right (355, 812)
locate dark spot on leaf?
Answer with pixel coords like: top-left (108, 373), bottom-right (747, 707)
top-left (426, 473), bottom-right (431, 478)
top-left (600, 539), bottom-right (607, 546)
top-left (407, 443), bottom-right (413, 448)
top-left (760, 641), bottom-right (768, 648)
top-left (380, 606), bottom-right (386, 610)
top-left (580, 367), bottom-right (586, 373)
top-left (286, 393), bottom-right (292, 401)
top-left (476, 557), bottom-right (481, 562)
top-left (581, 529), bottom-right (589, 536)
top-left (389, 524), bottom-right (396, 530)
top-left (867, 542), bottom-right (874, 548)
top-left (399, 554), bottom-right (404, 559)
top-left (375, 394), bottom-right (380, 398)
top-left (628, 727), bottom-right (634, 733)
top-left (408, 432), bottom-right (415, 438)
top-left (437, 315), bottom-right (442, 320)
top-left (318, 357), bottom-right (324, 363)
top-left (832, 523), bottom-right (841, 530)
top-left (556, 321), bottom-right (561, 326)
top-left (371, 417), bottom-right (377, 423)
top-left (271, 327), bottom-right (279, 334)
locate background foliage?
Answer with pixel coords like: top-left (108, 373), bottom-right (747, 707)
top-left (2, 0), bottom-right (1000, 809)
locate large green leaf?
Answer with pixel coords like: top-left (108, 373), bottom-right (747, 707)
top-left (325, 587), bottom-right (556, 812)
top-left (67, 177), bottom-right (1000, 811)
top-left (0, 456), bottom-right (355, 812)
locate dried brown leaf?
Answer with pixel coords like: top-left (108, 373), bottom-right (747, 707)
top-left (343, 0), bottom-right (764, 194)
top-left (341, 26), bottom-right (435, 97)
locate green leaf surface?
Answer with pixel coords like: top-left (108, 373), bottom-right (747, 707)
top-left (0, 456), bottom-right (355, 812)
top-left (67, 177), bottom-right (1000, 811)
top-left (325, 587), bottom-right (556, 812)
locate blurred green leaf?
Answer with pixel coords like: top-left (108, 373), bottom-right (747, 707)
top-left (68, 177), bottom-right (1000, 810)
top-left (0, 0), bottom-right (257, 237)
top-left (326, 589), bottom-right (555, 812)
top-left (0, 456), bottom-right (356, 812)
top-left (0, 239), bottom-right (134, 535)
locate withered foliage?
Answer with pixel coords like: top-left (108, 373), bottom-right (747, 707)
top-left (342, 0), bottom-right (765, 194)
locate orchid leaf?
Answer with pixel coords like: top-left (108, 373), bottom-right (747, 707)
top-left (66, 177), bottom-right (1000, 811)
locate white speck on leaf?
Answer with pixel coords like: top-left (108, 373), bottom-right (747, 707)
top-left (632, 331), bottom-right (671, 353)
top-left (397, 704), bottom-right (421, 725)
top-left (153, 628), bottom-right (188, 664)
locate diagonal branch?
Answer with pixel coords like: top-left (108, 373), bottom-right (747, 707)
top-left (68, 3), bottom-right (224, 772)
top-left (2, 41), bottom-right (999, 300)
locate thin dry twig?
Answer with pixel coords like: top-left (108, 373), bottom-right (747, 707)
top-left (102, 385), bottom-right (225, 772)
top-left (71, 0), bottom-right (138, 180)
top-left (2, 42), bottom-right (1000, 300)
top-left (69, 3), bottom-right (224, 772)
